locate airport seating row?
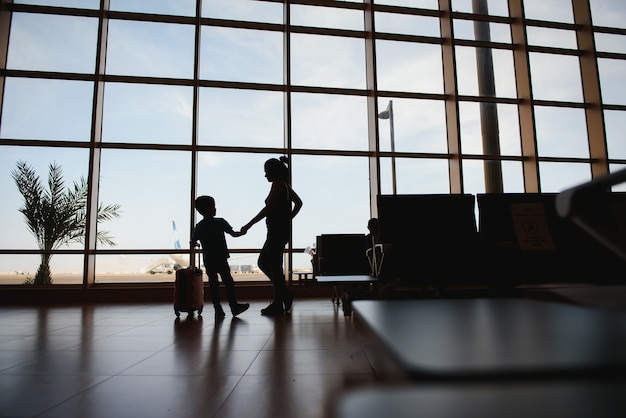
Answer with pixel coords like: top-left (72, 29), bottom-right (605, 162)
top-left (315, 192), bottom-right (626, 293)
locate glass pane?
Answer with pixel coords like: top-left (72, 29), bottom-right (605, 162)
top-left (292, 155), bottom-right (371, 244)
top-left (376, 40), bottom-right (443, 94)
top-left (102, 83), bottom-right (193, 144)
top-left (291, 34), bottom-right (366, 89)
top-left (498, 104), bottom-right (521, 156)
top-left (292, 4), bottom-right (363, 31)
top-left (13, 0), bottom-right (98, 8)
top-left (375, 12), bottom-right (440, 37)
top-left (529, 53), bottom-right (583, 102)
top-left (455, 47), bottom-right (516, 98)
top-left (605, 110), bottom-right (626, 160)
top-left (7, 13), bottom-right (98, 73)
top-left (381, 158), bottom-right (449, 194)
top-left (462, 159), bottom-right (485, 196)
top-left (292, 252), bottom-right (315, 276)
top-left (459, 102), bottom-right (521, 156)
top-left (526, 27), bottom-right (578, 49)
top-left (202, 0), bottom-right (283, 24)
top-left (452, 20), bottom-right (511, 43)
top-left (0, 146), bottom-right (90, 250)
top-left (0, 255), bottom-right (45, 284)
top-left (598, 58), bottom-right (626, 106)
top-left (502, 160), bottom-right (525, 193)
top-left (539, 162), bottom-right (591, 193)
top-left (523, 0), bottom-right (574, 24)
top-left (590, 0), bottom-right (626, 29)
top-left (0, 78), bottom-right (93, 141)
top-left (291, 93), bottom-right (368, 151)
top-left (198, 88), bottom-right (284, 147)
top-left (451, 0), bottom-right (509, 16)
top-left (534, 106), bottom-right (589, 158)
top-left (375, 0), bottom-right (438, 9)
top-left (1, 254), bottom-right (84, 285)
top-left (377, 98), bottom-right (447, 153)
top-left (97, 149), bottom-right (191, 250)
top-left (459, 102), bottom-right (482, 154)
top-left (595, 33), bottom-right (626, 54)
top-left (200, 26), bottom-right (283, 84)
top-left (106, 20), bottom-right (195, 79)
top-left (109, 0), bottom-right (196, 16)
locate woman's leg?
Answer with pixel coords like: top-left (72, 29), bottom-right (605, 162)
top-left (258, 236), bottom-right (288, 309)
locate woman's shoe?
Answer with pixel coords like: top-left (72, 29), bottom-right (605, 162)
top-left (260, 303), bottom-right (284, 316)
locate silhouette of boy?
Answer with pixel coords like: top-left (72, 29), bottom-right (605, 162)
top-left (191, 195), bottom-right (249, 319)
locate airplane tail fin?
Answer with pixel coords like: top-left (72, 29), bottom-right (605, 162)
top-left (172, 220), bottom-right (181, 250)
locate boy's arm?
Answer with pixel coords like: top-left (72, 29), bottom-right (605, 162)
top-left (224, 219), bottom-right (245, 237)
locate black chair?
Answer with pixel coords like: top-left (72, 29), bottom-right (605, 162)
top-left (477, 193), bottom-right (622, 286)
top-left (315, 234), bottom-right (371, 276)
top-left (377, 194), bottom-right (482, 288)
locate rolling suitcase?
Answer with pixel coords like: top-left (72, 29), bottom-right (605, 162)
top-left (174, 246), bottom-right (204, 317)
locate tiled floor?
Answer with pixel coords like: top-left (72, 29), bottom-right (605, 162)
top-left (0, 298), bottom-right (406, 418)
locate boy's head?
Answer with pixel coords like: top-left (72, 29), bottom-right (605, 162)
top-left (195, 195), bottom-right (216, 217)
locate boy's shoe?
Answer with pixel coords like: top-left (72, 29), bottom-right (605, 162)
top-left (260, 303), bottom-right (284, 316)
top-left (284, 289), bottom-right (294, 314)
top-left (231, 303), bottom-right (250, 316)
top-left (215, 309), bottom-right (226, 320)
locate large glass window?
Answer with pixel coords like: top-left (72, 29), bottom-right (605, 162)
top-left (1, 0), bottom-right (625, 285)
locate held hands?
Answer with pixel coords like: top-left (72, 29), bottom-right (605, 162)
top-left (232, 230), bottom-right (245, 237)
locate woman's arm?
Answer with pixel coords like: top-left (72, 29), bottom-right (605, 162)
top-left (288, 184), bottom-right (303, 219)
top-left (241, 207), bottom-right (266, 234)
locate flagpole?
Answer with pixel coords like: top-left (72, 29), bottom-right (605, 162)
top-left (388, 100), bottom-right (396, 194)
top-left (378, 100), bottom-right (396, 194)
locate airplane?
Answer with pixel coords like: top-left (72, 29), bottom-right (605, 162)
top-left (139, 221), bottom-right (191, 274)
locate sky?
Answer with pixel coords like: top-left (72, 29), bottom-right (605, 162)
top-left (1, 0), bottom-right (625, 275)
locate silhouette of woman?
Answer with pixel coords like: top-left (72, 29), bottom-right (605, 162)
top-left (241, 156), bottom-right (303, 315)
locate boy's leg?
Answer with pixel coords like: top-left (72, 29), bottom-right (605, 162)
top-left (206, 268), bottom-right (224, 315)
top-left (218, 260), bottom-right (238, 306)
top-left (218, 260), bottom-right (249, 316)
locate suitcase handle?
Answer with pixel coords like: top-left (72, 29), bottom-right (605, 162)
top-left (191, 243), bottom-right (201, 269)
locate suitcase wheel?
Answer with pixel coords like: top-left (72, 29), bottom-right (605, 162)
top-left (174, 309), bottom-right (180, 317)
